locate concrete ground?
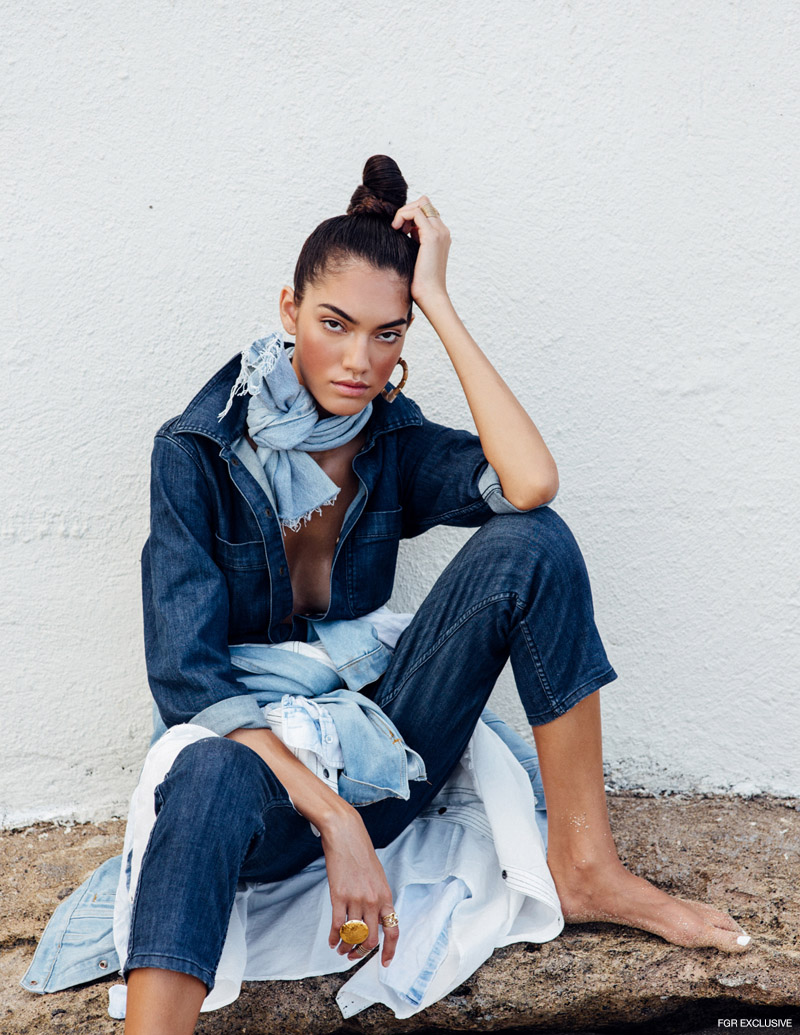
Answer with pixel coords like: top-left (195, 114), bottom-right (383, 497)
top-left (1, 792), bottom-right (799, 1034)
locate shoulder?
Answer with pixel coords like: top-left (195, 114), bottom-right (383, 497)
top-left (151, 354), bottom-right (248, 454)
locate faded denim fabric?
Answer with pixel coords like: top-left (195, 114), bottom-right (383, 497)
top-left (219, 333), bottom-right (375, 530)
top-left (227, 633), bottom-right (427, 806)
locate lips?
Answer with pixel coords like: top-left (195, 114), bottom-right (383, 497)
top-left (332, 380), bottom-right (370, 397)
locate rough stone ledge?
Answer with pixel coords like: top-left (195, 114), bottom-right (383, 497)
top-left (1, 793), bottom-right (799, 1034)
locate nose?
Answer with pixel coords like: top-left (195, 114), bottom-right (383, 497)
top-left (341, 333), bottom-right (370, 377)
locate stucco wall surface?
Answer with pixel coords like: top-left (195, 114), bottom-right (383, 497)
top-left (2, 1), bottom-right (798, 826)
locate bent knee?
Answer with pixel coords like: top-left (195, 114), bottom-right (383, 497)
top-left (473, 509), bottom-right (587, 580)
top-left (159, 736), bottom-right (276, 810)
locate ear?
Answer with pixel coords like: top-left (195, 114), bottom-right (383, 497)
top-left (279, 286), bottom-right (299, 335)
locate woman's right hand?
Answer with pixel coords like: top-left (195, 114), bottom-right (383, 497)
top-left (319, 805), bottom-right (399, 968)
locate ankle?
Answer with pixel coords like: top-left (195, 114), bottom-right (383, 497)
top-left (546, 842), bottom-right (623, 884)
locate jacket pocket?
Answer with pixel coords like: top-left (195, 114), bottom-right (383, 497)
top-left (346, 508), bottom-right (403, 614)
top-left (213, 535), bottom-right (271, 637)
top-left (213, 535), bottom-right (268, 571)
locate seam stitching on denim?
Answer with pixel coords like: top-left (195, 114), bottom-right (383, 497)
top-left (156, 431), bottom-right (208, 479)
top-left (125, 784), bottom-right (170, 968)
top-left (124, 952), bottom-right (216, 985)
top-left (524, 667), bottom-right (618, 725)
top-left (377, 593), bottom-right (516, 709)
top-left (513, 597), bottom-right (559, 717)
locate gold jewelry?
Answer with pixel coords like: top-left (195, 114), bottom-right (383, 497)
top-left (379, 911), bottom-right (399, 928)
top-left (420, 203), bottom-right (440, 218)
top-left (381, 357), bottom-right (408, 404)
top-left (352, 943), bottom-right (373, 958)
top-left (339, 919), bottom-right (369, 945)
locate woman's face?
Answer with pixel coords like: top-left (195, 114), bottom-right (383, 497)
top-left (279, 260), bottom-right (413, 418)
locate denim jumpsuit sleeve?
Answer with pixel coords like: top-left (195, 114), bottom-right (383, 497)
top-left (396, 414), bottom-right (556, 539)
top-left (142, 433), bottom-right (272, 737)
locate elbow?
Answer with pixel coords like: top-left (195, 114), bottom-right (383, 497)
top-left (506, 473), bottom-right (559, 512)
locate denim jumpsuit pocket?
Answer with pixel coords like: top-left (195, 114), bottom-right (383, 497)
top-left (346, 508), bottom-right (403, 614)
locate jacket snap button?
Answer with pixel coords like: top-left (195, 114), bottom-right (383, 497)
top-left (98, 960), bottom-right (108, 969)
top-left (323, 768), bottom-right (330, 779)
top-left (265, 507), bottom-right (272, 517)
top-left (231, 457), bottom-right (239, 466)
top-left (438, 806), bottom-right (447, 814)
top-left (279, 565), bottom-right (286, 576)
top-left (29, 980), bottom-right (38, 986)
top-left (502, 870), bottom-right (508, 879)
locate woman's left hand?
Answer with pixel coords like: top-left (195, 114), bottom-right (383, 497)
top-left (391, 194), bottom-right (451, 308)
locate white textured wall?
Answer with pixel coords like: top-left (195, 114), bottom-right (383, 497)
top-left (2, 1), bottom-right (798, 826)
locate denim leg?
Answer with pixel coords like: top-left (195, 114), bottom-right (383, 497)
top-left (126, 508), bottom-right (615, 986)
top-left (125, 737), bottom-right (323, 991)
top-left (359, 508), bottom-right (617, 848)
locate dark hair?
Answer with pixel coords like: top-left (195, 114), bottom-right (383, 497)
top-left (292, 155), bottom-right (419, 308)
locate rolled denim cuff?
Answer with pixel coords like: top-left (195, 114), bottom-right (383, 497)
top-left (190, 694), bottom-right (272, 738)
top-left (478, 462), bottom-right (559, 514)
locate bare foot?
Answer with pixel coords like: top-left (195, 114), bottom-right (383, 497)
top-left (549, 855), bottom-right (752, 953)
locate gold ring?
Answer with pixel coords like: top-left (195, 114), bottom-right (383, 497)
top-left (420, 203), bottom-right (440, 218)
top-left (352, 943), bottom-right (373, 958)
top-left (379, 911), bottom-right (399, 928)
top-left (339, 919), bottom-right (369, 944)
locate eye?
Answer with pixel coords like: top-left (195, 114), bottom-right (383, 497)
top-left (321, 318), bottom-right (344, 332)
top-left (376, 330), bottom-right (401, 343)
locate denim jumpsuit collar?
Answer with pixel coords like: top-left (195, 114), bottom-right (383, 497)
top-left (171, 349), bottom-right (424, 453)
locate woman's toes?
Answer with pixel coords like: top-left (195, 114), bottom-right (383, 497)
top-left (707, 925), bottom-right (752, 953)
top-left (680, 898), bottom-right (745, 934)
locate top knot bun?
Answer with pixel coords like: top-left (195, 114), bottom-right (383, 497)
top-left (347, 155), bottom-right (408, 220)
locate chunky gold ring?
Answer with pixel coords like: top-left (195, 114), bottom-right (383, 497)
top-left (339, 919), bottom-right (369, 945)
top-left (352, 943), bottom-right (373, 958)
top-left (379, 911), bottom-right (399, 928)
top-left (420, 203), bottom-right (440, 218)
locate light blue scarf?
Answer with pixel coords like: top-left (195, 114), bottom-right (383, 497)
top-left (218, 332), bottom-right (372, 530)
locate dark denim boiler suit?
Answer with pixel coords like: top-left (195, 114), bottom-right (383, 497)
top-left (129, 350), bottom-right (618, 990)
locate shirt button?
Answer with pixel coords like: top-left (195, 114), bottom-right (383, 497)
top-left (323, 768), bottom-right (330, 779)
top-left (98, 960), bottom-right (109, 970)
top-left (325, 736), bottom-right (332, 743)
top-left (502, 870), bottom-right (508, 879)
top-left (438, 806), bottom-right (447, 814)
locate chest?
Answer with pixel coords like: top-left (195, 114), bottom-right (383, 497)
top-left (248, 434), bottom-right (364, 618)
top-left (215, 430), bottom-right (404, 634)
top-left (281, 476), bottom-right (361, 612)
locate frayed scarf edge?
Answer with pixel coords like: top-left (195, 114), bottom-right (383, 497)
top-left (217, 333), bottom-right (284, 421)
top-left (280, 494), bottom-right (339, 533)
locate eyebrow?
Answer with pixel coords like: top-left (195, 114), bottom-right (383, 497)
top-left (317, 303), bottom-right (408, 330)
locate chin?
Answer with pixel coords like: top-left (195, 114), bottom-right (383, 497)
top-left (312, 393), bottom-right (375, 419)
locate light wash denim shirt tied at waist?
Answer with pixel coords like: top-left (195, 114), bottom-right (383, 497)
top-left (150, 614), bottom-right (425, 807)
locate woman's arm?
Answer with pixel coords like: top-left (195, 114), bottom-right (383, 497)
top-left (227, 727), bottom-right (398, 967)
top-left (392, 198), bottom-right (559, 511)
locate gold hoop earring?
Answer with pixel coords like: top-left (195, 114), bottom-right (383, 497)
top-left (381, 357), bottom-right (408, 404)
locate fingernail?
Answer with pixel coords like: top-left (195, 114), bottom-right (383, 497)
top-left (737, 934), bottom-right (751, 946)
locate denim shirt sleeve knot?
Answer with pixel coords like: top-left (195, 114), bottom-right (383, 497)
top-left (227, 617), bottom-right (427, 806)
